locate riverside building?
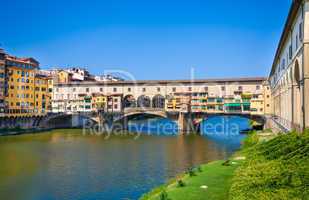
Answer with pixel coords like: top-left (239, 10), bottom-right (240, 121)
top-left (0, 49), bottom-right (51, 117)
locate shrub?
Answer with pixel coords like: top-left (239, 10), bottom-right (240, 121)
top-left (188, 168), bottom-right (196, 177)
top-left (159, 190), bottom-right (170, 200)
top-left (177, 179), bottom-right (186, 187)
top-left (222, 160), bottom-right (231, 166)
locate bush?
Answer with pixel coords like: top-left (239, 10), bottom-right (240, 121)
top-left (160, 190), bottom-right (171, 200)
top-left (242, 131), bottom-right (259, 149)
top-left (177, 179), bottom-right (186, 187)
top-left (187, 168), bottom-right (196, 177)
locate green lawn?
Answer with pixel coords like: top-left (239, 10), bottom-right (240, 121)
top-left (140, 160), bottom-right (241, 200)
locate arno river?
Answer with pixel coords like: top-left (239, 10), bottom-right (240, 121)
top-left (0, 116), bottom-right (249, 200)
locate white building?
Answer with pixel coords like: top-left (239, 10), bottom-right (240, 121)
top-left (269, 0), bottom-right (309, 131)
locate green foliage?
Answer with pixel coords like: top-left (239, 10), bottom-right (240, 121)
top-left (197, 166), bottom-right (203, 172)
top-left (229, 131), bottom-right (309, 200)
top-left (159, 190), bottom-right (170, 200)
top-left (187, 168), bottom-right (196, 177)
top-left (242, 131), bottom-right (259, 149)
top-left (222, 160), bottom-right (231, 166)
top-left (177, 179), bottom-right (186, 187)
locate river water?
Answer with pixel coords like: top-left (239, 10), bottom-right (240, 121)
top-left (0, 116), bottom-right (249, 200)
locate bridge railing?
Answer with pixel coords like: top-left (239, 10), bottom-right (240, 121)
top-left (123, 107), bottom-right (166, 114)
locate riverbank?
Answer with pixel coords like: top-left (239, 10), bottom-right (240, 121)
top-left (140, 160), bottom-right (243, 200)
top-left (140, 130), bottom-right (309, 200)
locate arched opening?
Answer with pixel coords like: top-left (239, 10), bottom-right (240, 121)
top-left (152, 95), bottom-right (165, 108)
top-left (292, 60), bottom-right (302, 129)
top-left (294, 60), bottom-right (301, 86)
top-left (123, 95), bottom-right (136, 108)
top-left (137, 95), bottom-right (151, 108)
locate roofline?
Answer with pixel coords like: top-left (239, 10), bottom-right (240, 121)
top-left (269, 0), bottom-right (303, 77)
top-left (54, 77), bottom-right (267, 87)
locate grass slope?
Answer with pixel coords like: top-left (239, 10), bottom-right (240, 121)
top-left (229, 131), bottom-right (309, 200)
top-left (140, 160), bottom-right (241, 200)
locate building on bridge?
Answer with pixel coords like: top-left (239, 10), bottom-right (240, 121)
top-left (269, 0), bottom-right (309, 131)
top-left (52, 77), bottom-right (270, 116)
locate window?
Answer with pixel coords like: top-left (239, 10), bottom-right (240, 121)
top-left (267, 104), bottom-right (270, 107)
top-left (143, 88), bottom-right (146, 92)
top-left (157, 87), bottom-right (160, 92)
top-left (128, 88), bottom-right (131, 92)
top-left (73, 88), bottom-right (76, 92)
top-left (238, 86), bottom-right (242, 91)
top-left (221, 86), bottom-right (225, 91)
top-left (113, 88), bottom-right (117, 92)
top-left (100, 88), bottom-right (103, 92)
top-left (114, 104), bottom-right (118, 109)
top-left (172, 87), bottom-right (176, 92)
top-left (204, 87), bottom-right (208, 91)
top-left (289, 45), bottom-right (292, 59)
top-left (188, 87), bottom-right (192, 92)
top-left (299, 23), bottom-right (303, 41)
top-left (296, 35), bottom-right (299, 49)
top-left (281, 58), bottom-right (286, 70)
top-left (256, 85), bottom-right (260, 90)
top-left (86, 88), bottom-right (89, 92)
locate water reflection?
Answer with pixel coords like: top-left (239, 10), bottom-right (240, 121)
top-left (200, 116), bottom-right (250, 150)
top-left (0, 116), bottom-right (248, 200)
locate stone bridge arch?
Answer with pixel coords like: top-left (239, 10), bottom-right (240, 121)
top-left (41, 113), bottom-right (100, 129)
top-left (192, 113), bottom-right (266, 133)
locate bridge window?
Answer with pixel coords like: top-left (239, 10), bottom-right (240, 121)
top-left (123, 95), bottom-right (136, 108)
top-left (152, 95), bottom-right (165, 108)
top-left (137, 95), bottom-right (151, 108)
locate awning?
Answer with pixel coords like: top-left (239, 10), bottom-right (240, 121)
top-left (225, 103), bottom-right (241, 107)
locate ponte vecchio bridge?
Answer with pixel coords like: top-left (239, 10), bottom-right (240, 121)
top-left (47, 77), bottom-right (269, 133)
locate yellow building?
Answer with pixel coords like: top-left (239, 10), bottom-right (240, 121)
top-left (57, 70), bottom-right (71, 83)
top-left (263, 82), bottom-right (272, 115)
top-left (0, 49), bottom-right (5, 116)
top-left (3, 52), bottom-right (51, 117)
top-left (34, 74), bottom-right (51, 115)
top-left (92, 94), bottom-right (107, 111)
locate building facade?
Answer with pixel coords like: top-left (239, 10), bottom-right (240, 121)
top-left (52, 78), bottom-right (269, 115)
top-left (269, 0), bottom-right (309, 131)
top-left (0, 49), bottom-right (51, 117)
top-left (0, 49), bottom-right (5, 116)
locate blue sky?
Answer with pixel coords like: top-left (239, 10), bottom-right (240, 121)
top-left (1, 0), bottom-right (291, 80)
